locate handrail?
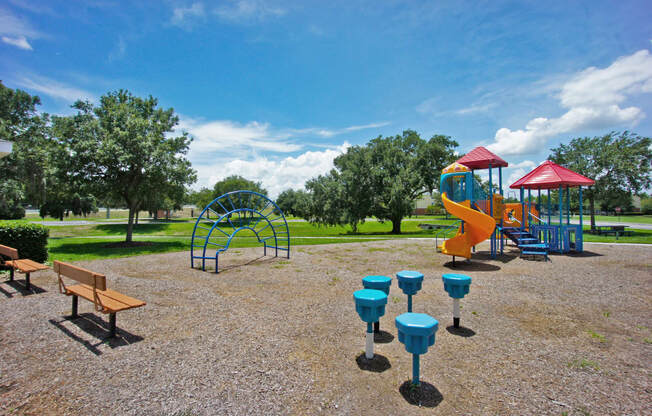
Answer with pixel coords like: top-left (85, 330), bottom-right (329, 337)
top-left (507, 211), bottom-right (521, 225)
top-left (528, 211), bottom-right (547, 225)
top-left (435, 220), bottom-right (461, 252)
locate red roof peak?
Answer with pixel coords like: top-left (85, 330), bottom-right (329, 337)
top-left (455, 146), bottom-right (508, 169)
top-left (510, 160), bottom-right (595, 189)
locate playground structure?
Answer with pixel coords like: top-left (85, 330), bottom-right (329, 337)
top-left (438, 146), bottom-right (506, 260)
top-left (190, 190), bottom-right (290, 273)
top-left (508, 161), bottom-right (595, 255)
top-left (437, 147), bottom-right (595, 261)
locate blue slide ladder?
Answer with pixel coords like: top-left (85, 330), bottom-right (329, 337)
top-left (190, 190), bottom-right (290, 273)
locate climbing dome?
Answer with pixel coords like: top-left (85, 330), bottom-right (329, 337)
top-left (190, 190), bottom-right (290, 273)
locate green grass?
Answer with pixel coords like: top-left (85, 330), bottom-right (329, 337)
top-left (587, 329), bottom-right (606, 343)
top-left (571, 214), bottom-right (652, 224)
top-left (581, 228), bottom-right (652, 244)
top-left (568, 358), bottom-right (600, 371)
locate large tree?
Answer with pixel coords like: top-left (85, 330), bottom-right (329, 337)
top-left (305, 130), bottom-right (458, 233)
top-left (0, 81), bottom-right (49, 217)
top-left (212, 175), bottom-right (267, 198)
top-left (549, 131), bottom-right (652, 229)
top-left (52, 90), bottom-right (196, 242)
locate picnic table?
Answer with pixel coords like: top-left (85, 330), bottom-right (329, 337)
top-left (418, 223), bottom-right (453, 230)
top-left (588, 225), bottom-right (631, 238)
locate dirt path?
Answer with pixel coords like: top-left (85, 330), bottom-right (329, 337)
top-left (1, 240), bottom-right (650, 415)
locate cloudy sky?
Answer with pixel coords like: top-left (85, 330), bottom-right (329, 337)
top-left (2, 1), bottom-right (651, 197)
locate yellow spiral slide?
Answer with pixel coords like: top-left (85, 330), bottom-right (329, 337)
top-left (439, 192), bottom-right (496, 259)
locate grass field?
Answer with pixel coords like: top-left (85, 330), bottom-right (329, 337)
top-left (32, 216), bottom-right (651, 263)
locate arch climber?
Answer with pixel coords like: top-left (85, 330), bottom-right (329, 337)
top-left (190, 190), bottom-right (290, 273)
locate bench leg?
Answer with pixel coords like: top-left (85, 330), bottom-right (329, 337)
top-left (109, 313), bottom-right (117, 338)
top-left (9, 268), bottom-right (14, 282)
top-left (71, 295), bottom-right (78, 318)
top-left (25, 272), bottom-right (30, 290)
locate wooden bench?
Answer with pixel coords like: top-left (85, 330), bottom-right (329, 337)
top-left (589, 225), bottom-right (631, 238)
top-left (54, 261), bottom-right (146, 338)
top-left (0, 244), bottom-right (49, 290)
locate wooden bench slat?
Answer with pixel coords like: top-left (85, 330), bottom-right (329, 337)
top-left (65, 284), bottom-right (146, 313)
top-left (0, 244), bottom-right (19, 260)
top-left (9, 259), bottom-right (49, 274)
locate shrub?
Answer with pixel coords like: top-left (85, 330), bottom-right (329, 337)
top-left (0, 222), bottom-right (49, 263)
top-left (642, 198), bottom-right (652, 214)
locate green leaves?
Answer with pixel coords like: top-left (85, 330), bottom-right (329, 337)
top-left (305, 130), bottom-right (458, 233)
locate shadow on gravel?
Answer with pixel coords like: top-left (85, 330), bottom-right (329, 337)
top-left (399, 380), bottom-right (444, 407)
top-left (445, 325), bottom-right (476, 337)
top-left (356, 353), bottom-right (391, 373)
top-left (564, 251), bottom-right (603, 258)
top-left (216, 255), bottom-right (277, 273)
top-left (49, 313), bottom-right (143, 355)
top-left (443, 260), bottom-right (501, 272)
top-left (0, 280), bottom-right (46, 297)
top-left (374, 330), bottom-right (394, 343)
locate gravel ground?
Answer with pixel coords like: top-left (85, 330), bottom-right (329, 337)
top-left (1, 240), bottom-right (650, 415)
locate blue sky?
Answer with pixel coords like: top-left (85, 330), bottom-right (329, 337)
top-left (2, 0), bottom-right (651, 197)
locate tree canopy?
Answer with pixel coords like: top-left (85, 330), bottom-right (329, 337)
top-left (51, 90), bottom-right (196, 241)
top-left (549, 131), bottom-right (652, 227)
top-left (212, 175), bottom-right (267, 198)
top-left (305, 130), bottom-right (458, 233)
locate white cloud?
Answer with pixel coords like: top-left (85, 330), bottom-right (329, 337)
top-left (416, 97), bottom-right (494, 117)
top-left (215, 0), bottom-right (286, 22)
top-left (290, 121), bottom-right (390, 138)
top-left (180, 119), bottom-right (302, 161)
top-left (194, 143), bottom-right (351, 198)
top-left (0, 8), bottom-right (42, 49)
top-left (170, 2), bottom-right (205, 27)
top-left (487, 49), bottom-right (652, 156)
top-left (13, 75), bottom-right (96, 102)
top-left (1, 35), bottom-right (32, 50)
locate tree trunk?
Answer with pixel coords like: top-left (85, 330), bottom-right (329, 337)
top-left (391, 217), bottom-right (402, 234)
top-left (126, 207), bottom-right (136, 242)
top-left (135, 210), bottom-right (139, 225)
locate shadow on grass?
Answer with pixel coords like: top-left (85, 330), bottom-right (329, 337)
top-left (49, 313), bottom-right (143, 356)
top-left (0, 279), bottom-right (47, 297)
top-left (355, 353), bottom-right (391, 373)
top-left (399, 380), bottom-right (444, 407)
top-left (94, 223), bottom-right (174, 235)
top-left (445, 325), bottom-right (476, 337)
top-left (49, 240), bottom-right (188, 262)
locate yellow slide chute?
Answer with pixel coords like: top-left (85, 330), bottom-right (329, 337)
top-left (439, 192), bottom-right (496, 259)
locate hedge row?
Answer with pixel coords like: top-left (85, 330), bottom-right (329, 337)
top-left (0, 222), bottom-right (49, 263)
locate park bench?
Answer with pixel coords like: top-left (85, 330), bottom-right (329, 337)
top-left (54, 260), bottom-right (146, 338)
top-left (0, 244), bottom-right (49, 290)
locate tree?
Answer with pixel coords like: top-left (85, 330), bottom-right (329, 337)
top-left (549, 131), bottom-right (652, 229)
top-left (304, 130), bottom-right (458, 233)
top-left (0, 81), bottom-right (47, 217)
top-left (364, 130), bottom-right (458, 233)
top-left (189, 187), bottom-right (215, 213)
top-left (213, 175), bottom-right (267, 198)
top-left (276, 189), bottom-right (310, 217)
top-left (52, 90), bottom-right (196, 242)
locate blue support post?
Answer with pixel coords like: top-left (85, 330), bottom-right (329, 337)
top-left (521, 186), bottom-right (525, 231)
top-left (579, 186), bottom-right (583, 252)
top-left (538, 188), bottom-right (541, 224)
top-left (566, 186), bottom-right (570, 225)
top-left (528, 188), bottom-right (532, 232)
top-left (559, 185), bottom-right (563, 251)
top-left (413, 354), bottom-right (420, 386)
top-left (547, 188), bottom-right (551, 224)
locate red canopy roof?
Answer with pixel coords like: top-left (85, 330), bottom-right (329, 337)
top-left (510, 161), bottom-right (595, 189)
top-left (455, 146), bottom-right (508, 169)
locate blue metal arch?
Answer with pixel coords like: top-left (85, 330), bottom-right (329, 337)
top-left (190, 190), bottom-right (290, 273)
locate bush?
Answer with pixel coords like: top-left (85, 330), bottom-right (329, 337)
top-left (642, 198), bottom-right (652, 214)
top-left (0, 222), bottom-right (49, 263)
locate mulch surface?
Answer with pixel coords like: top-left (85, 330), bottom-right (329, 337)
top-left (1, 240), bottom-right (650, 415)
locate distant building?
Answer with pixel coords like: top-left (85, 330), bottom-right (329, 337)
top-left (413, 192), bottom-right (436, 215)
